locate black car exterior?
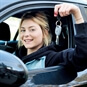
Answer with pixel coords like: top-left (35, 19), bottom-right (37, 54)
top-left (0, 0), bottom-right (87, 87)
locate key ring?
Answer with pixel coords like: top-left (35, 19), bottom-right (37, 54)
top-left (56, 20), bottom-right (62, 26)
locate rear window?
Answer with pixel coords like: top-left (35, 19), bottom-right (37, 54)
top-left (4, 17), bottom-right (21, 40)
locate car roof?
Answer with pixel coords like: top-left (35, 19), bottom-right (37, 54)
top-left (1, 0), bottom-right (87, 9)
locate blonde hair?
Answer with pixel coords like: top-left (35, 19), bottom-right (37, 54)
top-left (18, 11), bottom-right (52, 47)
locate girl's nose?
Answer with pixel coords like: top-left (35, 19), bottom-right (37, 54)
top-left (24, 30), bottom-right (30, 37)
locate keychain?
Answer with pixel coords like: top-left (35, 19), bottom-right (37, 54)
top-left (55, 14), bottom-right (62, 45)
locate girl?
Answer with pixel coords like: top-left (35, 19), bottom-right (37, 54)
top-left (15, 3), bottom-right (87, 72)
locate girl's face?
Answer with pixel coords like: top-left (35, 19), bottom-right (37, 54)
top-left (20, 19), bottom-right (44, 50)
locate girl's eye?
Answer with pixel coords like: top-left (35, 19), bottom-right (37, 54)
top-left (30, 29), bottom-right (35, 31)
top-left (20, 29), bottom-right (25, 32)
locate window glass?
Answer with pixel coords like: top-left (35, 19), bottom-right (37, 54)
top-left (85, 7), bottom-right (87, 14)
top-left (4, 17), bottom-right (21, 40)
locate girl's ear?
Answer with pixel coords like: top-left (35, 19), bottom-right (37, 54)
top-left (43, 28), bottom-right (49, 37)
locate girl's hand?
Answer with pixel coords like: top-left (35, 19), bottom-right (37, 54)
top-left (54, 3), bottom-right (84, 24)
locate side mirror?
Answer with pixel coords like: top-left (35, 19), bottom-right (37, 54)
top-left (0, 50), bottom-right (28, 87)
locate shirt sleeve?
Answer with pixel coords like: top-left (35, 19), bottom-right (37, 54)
top-left (59, 22), bottom-right (87, 72)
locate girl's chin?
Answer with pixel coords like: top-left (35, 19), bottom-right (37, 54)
top-left (25, 45), bottom-right (35, 49)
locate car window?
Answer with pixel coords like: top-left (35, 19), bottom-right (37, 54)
top-left (0, 9), bottom-right (72, 54)
top-left (85, 7), bottom-right (87, 14)
top-left (4, 17), bottom-right (21, 40)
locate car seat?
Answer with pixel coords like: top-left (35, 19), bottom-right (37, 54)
top-left (0, 22), bottom-right (18, 53)
top-left (0, 22), bottom-right (10, 41)
top-left (0, 22), bottom-right (13, 52)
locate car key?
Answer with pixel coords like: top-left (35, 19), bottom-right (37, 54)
top-left (55, 21), bottom-right (62, 45)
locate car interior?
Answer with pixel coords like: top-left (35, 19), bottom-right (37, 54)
top-left (0, 22), bottom-right (17, 53)
top-left (0, 8), bottom-right (74, 54)
top-left (0, 22), bottom-right (14, 52)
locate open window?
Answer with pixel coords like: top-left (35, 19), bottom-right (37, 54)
top-left (0, 8), bottom-right (74, 53)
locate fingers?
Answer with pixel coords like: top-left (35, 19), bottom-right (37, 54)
top-left (59, 4), bottom-right (71, 17)
top-left (54, 3), bottom-right (73, 17)
top-left (54, 3), bottom-right (84, 24)
top-left (54, 4), bottom-right (61, 17)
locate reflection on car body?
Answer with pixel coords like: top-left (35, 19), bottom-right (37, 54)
top-left (0, 0), bottom-right (87, 87)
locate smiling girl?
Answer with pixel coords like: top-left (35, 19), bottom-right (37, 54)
top-left (15, 3), bottom-right (87, 72)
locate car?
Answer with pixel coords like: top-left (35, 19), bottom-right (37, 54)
top-left (0, 0), bottom-right (87, 87)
